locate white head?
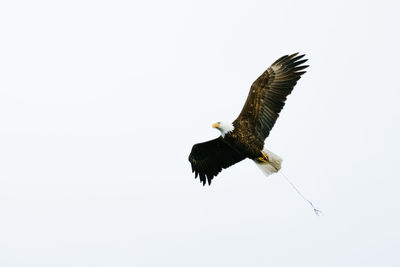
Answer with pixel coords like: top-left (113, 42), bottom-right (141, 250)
top-left (212, 121), bottom-right (234, 137)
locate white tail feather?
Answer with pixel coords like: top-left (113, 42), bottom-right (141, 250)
top-left (254, 149), bottom-right (282, 176)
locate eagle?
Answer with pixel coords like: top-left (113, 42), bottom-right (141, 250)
top-left (188, 53), bottom-right (309, 186)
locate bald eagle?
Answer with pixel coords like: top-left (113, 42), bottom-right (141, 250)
top-left (188, 53), bottom-right (309, 186)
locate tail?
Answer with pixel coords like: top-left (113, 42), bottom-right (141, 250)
top-left (254, 148), bottom-right (282, 176)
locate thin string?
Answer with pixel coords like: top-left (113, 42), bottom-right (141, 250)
top-left (280, 171), bottom-right (323, 216)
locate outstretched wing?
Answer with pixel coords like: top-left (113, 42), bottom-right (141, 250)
top-left (188, 137), bottom-right (245, 186)
top-left (234, 53), bottom-right (309, 142)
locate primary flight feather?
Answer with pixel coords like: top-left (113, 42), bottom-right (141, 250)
top-left (188, 53), bottom-right (309, 185)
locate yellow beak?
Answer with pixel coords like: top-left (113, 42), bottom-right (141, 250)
top-left (212, 123), bottom-right (219, 128)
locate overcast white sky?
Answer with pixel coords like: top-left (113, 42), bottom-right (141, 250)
top-left (1, 0), bottom-right (400, 266)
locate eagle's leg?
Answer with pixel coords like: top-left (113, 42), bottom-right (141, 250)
top-left (255, 151), bottom-right (269, 163)
top-left (261, 151), bottom-right (269, 161)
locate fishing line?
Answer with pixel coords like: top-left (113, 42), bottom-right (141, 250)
top-left (280, 171), bottom-right (323, 216)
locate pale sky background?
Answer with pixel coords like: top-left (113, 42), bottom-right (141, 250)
top-left (1, 0), bottom-right (400, 266)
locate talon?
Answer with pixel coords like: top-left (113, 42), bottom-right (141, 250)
top-left (262, 151), bottom-right (269, 161)
top-left (256, 156), bottom-right (267, 163)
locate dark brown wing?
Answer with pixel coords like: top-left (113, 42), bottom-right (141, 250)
top-left (188, 137), bottom-right (245, 186)
top-left (234, 53), bottom-right (309, 142)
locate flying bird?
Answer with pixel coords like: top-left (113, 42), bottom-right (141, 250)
top-left (188, 53), bottom-right (309, 186)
